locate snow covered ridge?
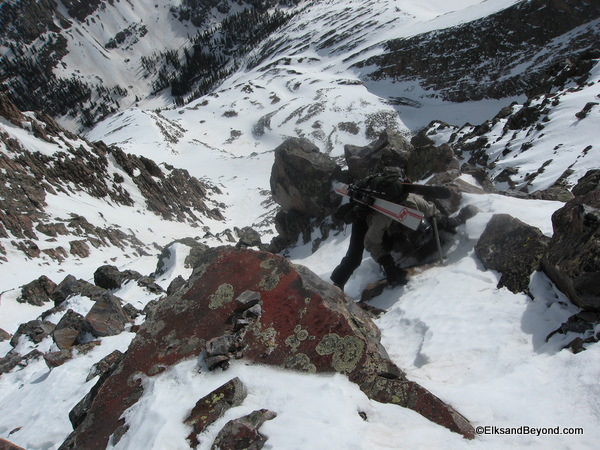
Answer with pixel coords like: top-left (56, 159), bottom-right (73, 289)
top-left (2, 0), bottom-right (598, 132)
top-left (356, 0), bottom-right (600, 103)
top-left (0, 93), bottom-right (231, 287)
top-left (0, 0), bottom-right (301, 130)
top-left (422, 50), bottom-right (600, 195)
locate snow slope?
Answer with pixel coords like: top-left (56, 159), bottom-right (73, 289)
top-left (2, 190), bottom-right (598, 449)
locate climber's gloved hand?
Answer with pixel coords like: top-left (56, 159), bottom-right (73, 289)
top-left (377, 254), bottom-right (408, 287)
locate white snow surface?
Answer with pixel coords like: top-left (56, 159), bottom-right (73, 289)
top-left (1, 0), bottom-right (600, 449)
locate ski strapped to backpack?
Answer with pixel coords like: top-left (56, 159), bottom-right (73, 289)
top-left (334, 182), bottom-right (424, 230)
top-left (350, 172), bottom-right (452, 202)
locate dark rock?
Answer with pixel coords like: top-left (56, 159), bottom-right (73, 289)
top-left (271, 209), bottom-right (312, 251)
top-left (206, 334), bottom-right (241, 358)
top-left (44, 341), bottom-right (100, 369)
top-left (355, 0), bottom-right (600, 102)
top-left (69, 240), bottom-right (90, 258)
top-left (234, 290), bottom-right (261, 311)
top-left (184, 377), bottom-right (247, 447)
top-left (541, 186), bottom-right (600, 311)
top-left (84, 292), bottom-right (129, 337)
top-left (574, 102), bottom-right (598, 120)
top-left (0, 94), bottom-right (221, 265)
top-left (167, 276), bottom-right (187, 296)
top-left (18, 275), bottom-right (57, 306)
top-left (122, 303), bottom-right (141, 321)
top-left (270, 137), bottom-right (341, 219)
top-left (505, 106), bottom-right (542, 131)
top-left (10, 320), bottom-right (56, 347)
top-left (53, 309), bottom-right (86, 350)
top-left (572, 169), bottom-right (600, 197)
top-left (344, 129), bottom-right (413, 181)
top-left (94, 265), bottom-right (142, 290)
top-left (69, 349), bottom-right (126, 430)
top-left (530, 186), bottom-right (574, 202)
top-left (154, 238), bottom-right (209, 278)
top-left (0, 93), bottom-right (26, 124)
top-left (460, 165), bottom-right (495, 192)
top-left (236, 226), bottom-right (263, 249)
top-left (60, 247), bottom-right (474, 449)
top-left (547, 311), bottom-right (599, 344)
top-left (0, 349), bottom-right (43, 374)
top-left (495, 167), bottom-right (519, 187)
top-left (51, 275), bottom-right (106, 306)
top-left (211, 409), bottom-right (277, 450)
top-left (0, 328), bottom-right (10, 341)
top-left (0, 350), bottom-right (24, 374)
top-left (475, 214), bottom-right (550, 293)
top-left (136, 276), bottom-right (164, 293)
top-left (86, 350), bottom-right (125, 382)
top-left (406, 143), bottom-right (459, 182)
top-left (142, 300), bottom-right (160, 317)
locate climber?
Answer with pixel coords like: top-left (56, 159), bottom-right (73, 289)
top-left (330, 170), bottom-right (459, 291)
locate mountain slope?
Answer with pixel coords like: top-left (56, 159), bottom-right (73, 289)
top-left (0, 94), bottom-right (229, 289)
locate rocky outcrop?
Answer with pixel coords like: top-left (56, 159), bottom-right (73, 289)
top-left (84, 292), bottom-right (129, 338)
top-left (93, 265), bottom-right (143, 291)
top-left (541, 180), bottom-right (600, 311)
top-left (269, 138), bottom-right (343, 251)
top-left (344, 129), bottom-right (413, 180)
top-left (184, 377), bottom-right (248, 447)
top-left (10, 320), bottom-right (56, 348)
top-left (211, 409), bottom-right (277, 450)
top-left (270, 137), bottom-right (341, 219)
top-left (17, 275), bottom-right (57, 306)
top-left (472, 176), bottom-right (600, 351)
top-left (60, 247), bottom-right (474, 448)
top-left (1, 268), bottom-right (151, 374)
top-left (475, 214), bottom-right (551, 293)
top-left (0, 96), bottom-right (222, 264)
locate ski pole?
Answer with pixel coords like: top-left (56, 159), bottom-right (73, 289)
top-left (432, 217), bottom-right (444, 264)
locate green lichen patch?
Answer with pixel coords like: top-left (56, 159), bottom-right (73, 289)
top-left (316, 333), bottom-right (365, 374)
top-left (208, 283), bottom-right (235, 310)
top-left (258, 256), bottom-right (287, 291)
top-left (250, 319), bottom-right (278, 354)
top-left (284, 352), bottom-right (317, 373)
top-left (285, 324), bottom-right (311, 352)
top-left (259, 273), bottom-right (280, 291)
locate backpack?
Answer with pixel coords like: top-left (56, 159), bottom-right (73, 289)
top-left (354, 172), bottom-right (407, 203)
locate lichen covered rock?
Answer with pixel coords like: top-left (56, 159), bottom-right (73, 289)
top-left (61, 247), bottom-right (474, 449)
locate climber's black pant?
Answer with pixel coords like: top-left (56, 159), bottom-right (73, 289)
top-left (330, 218), bottom-right (368, 289)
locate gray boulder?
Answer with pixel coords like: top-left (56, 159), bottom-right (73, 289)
top-left (18, 275), bottom-right (57, 306)
top-left (270, 137), bottom-right (341, 219)
top-left (475, 214), bottom-right (550, 293)
top-left (541, 183), bottom-right (600, 311)
top-left (94, 265), bottom-right (142, 290)
top-left (344, 129), bottom-right (413, 181)
top-left (211, 409), bottom-right (277, 450)
top-left (84, 292), bottom-right (129, 337)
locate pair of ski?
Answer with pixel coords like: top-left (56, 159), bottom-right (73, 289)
top-left (333, 182), bottom-right (450, 231)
